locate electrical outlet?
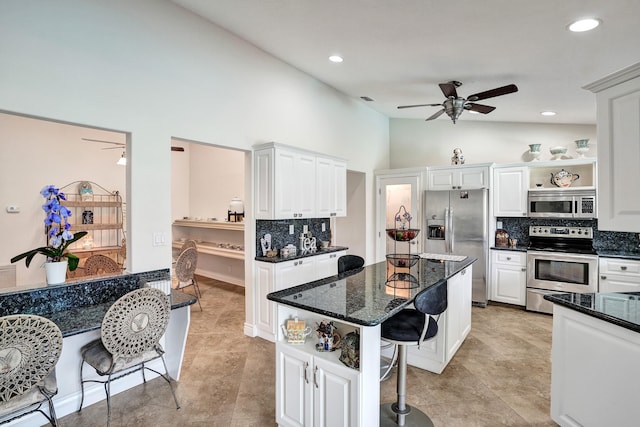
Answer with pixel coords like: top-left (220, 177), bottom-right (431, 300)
top-left (322, 222), bottom-right (326, 232)
top-left (497, 221), bottom-right (503, 229)
top-left (289, 225), bottom-right (294, 235)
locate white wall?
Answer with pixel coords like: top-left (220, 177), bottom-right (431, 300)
top-left (0, 112), bottom-right (126, 287)
top-left (389, 119), bottom-right (597, 168)
top-left (0, 0), bottom-right (389, 278)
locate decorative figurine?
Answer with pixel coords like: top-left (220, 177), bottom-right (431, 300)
top-left (451, 148), bottom-right (465, 165)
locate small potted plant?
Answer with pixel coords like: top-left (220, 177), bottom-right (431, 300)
top-left (11, 185), bottom-right (87, 284)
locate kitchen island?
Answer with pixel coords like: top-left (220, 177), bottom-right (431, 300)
top-left (545, 292), bottom-right (640, 427)
top-left (267, 256), bottom-right (475, 427)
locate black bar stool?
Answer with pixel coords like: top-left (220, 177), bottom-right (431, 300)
top-left (380, 279), bottom-right (448, 427)
top-left (338, 254), bottom-right (364, 274)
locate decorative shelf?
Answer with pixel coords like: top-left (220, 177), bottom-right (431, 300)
top-left (172, 241), bottom-right (245, 260)
top-left (172, 220), bottom-right (244, 231)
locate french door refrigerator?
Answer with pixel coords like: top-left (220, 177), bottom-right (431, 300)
top-left (423, 188), bottom-right (488, 306)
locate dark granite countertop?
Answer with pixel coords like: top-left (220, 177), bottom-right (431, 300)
top-left (255, 246), bottom-right (349, 263)
top-left (267, 256), bottom-right (476, 326)
top-left (596, 250), bottom-right (640, 260)
top-left (544, 292), bottom-right (640, 333)
top-left (491, 246), bottom-right (528, 253)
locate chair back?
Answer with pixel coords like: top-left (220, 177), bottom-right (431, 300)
top-left (338, 255), bottom-right (364, 274)
top-left (85, 254), bottom-right (120, 275)
top-left (413, 279), bottom-right (448, 316)
top-left (175, 247), bottom-right (198, 283)
top-left (0, 315), bottom-right (63, 402)
top-left (101, 287), bottom-right (170, 359)
top-left (179, 240), bottom-right (197, 254)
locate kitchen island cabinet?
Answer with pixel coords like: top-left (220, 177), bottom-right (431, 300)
top-left (545, 292), bottom-right (640, 427)
top-left (268, 256), bottom-right (475, 427)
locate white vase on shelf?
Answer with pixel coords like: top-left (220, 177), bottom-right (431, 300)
top-left (529, 144), bottom-right (542, 161)
top-left (44, 260), bottom-right (67, 285)
top-left (575, 139), bottom-right (590, 158)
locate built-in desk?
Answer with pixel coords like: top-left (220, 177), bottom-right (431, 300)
top-left (545, 292), bottom-right (640, 427)
top-left (0, 270), bottom-right (196, 426)
top-left (267, 257), bottom-right (475, 427)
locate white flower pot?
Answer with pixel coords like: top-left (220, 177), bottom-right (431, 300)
top-left (45, 260), bottom-right (68, 285)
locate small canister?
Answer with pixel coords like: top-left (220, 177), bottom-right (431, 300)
top-left (495, 229), bottom-right (509, 247)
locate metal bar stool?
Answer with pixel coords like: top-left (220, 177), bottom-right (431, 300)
top-left (337, 254), bottom-right (364, 274)
top-left (380, 279), bottom-right (448, 427)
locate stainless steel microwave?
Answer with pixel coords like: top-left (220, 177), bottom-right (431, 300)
top-left (528, 189), bottom-right (596, 219)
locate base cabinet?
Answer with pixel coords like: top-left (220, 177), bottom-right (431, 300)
top-left (599, 257), bottom-right (640, 293)
top-left (255, 251), bottom-right (346, 341)
top-left (276, 343), bottom-right (359, 427)
top-left (393, 266), bottom-right (472, 374)
top-left (490, 250), bottom-right (527, 306)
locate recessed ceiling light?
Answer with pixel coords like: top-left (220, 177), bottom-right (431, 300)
top-left (329, 55), bottom-right (343, 63)
top-left (568, 18), bottom-right (600, 32)
top-left (541, 111), bottom-right (557, 116)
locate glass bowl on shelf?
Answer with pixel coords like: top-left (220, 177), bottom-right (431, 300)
top-left (386, 228), bottom-right (420, 241)
top-left (386, 253), bottom-right (420, 268)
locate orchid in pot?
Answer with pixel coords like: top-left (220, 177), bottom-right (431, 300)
top-left (11, 185), bottom-right (87, 283)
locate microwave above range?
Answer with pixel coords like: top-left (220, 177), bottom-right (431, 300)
top-left (528, 189), bottom-right (596, 219)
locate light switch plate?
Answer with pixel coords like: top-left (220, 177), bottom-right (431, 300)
top-left (289, 225), bottom-right (294, 235)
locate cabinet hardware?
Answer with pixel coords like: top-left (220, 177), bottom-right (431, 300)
top-left (313, 365), bottom-right (318, 388)
top-left (304, 362), bottom-right (309, 384)
top-left (521, 268), bottom-right (527, 272)
top-left (621, 266), bottom-right (627, 270)
top-left (506, 257), bottom-right (511, 261)
top-left (601, 275), bottom-right (607, 280)
top-left (461, 269), bottom-right (466, 275)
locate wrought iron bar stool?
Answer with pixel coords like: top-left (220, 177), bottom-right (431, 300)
top-left (78, 287), bottom-right (180, 427)
top-left (85, 254), bottom-right (121, 275)
top-left (174, 247), bottom-right (203, 311)
top-left (380, 279), bottom-right (448, 427)
top-left (0, 314), bottom-right (63, 426)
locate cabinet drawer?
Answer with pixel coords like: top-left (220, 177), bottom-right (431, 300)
top-left (492, 250), bottom-right (526, 266)
top-left (600, 258), bottom-right (640, 277)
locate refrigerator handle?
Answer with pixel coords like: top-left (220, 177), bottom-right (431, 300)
top-left (449, 207), bottom-right (454, 253)
top-left (445, 207), bottom-right (451, 253)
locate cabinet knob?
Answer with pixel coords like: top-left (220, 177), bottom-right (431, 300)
top-left (304, 362), bottom-right (309, 384)
top-left (461, 268), bottom-right (466, 275)
top-left (601, 275), bottom-right (607, 280)
top-left (621, 266), bottom-right (628, 271)
top-left (506, 257), bottom-right (511, 261)
top-left (521, 268), bottom-right (526, 272)
top-left (314, 365), bottom-right (319, 388)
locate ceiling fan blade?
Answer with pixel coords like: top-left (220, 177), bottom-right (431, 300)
top-left (439, 82), bottom-right (458, 98)
top-left (467, 84), bottom-right (518, 102)
top-left (466, 103), bottom-right (496, 114)
top-left (426, 109), bottom-right (446, 121)
top-left (397, 103), bottom-right (442, 109)
top-left (171, 146), bottom-right (185, 152)
top-left (82, 137), bottom-right (125, 146)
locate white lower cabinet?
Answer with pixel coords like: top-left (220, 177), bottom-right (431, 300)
top-left (255, 251), bottom-right (346, 341)
top-left (399, 266), bottom-right (473, 374)
top-left (599, 257), bottom-right (640, 293)
top-left (276, 343), bottom-right (359, 427)
top-left (490, 250), bottom-right (527, 306)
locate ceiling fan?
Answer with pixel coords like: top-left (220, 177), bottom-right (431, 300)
top-left (81, 138), bottom-right (185, 151)
top-left (397, 81), bottom-right (518, 123)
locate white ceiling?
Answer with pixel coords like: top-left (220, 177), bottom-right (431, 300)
top-left (170, 0), bottom-right (640, 125)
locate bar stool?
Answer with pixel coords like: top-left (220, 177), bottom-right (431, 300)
top-left (0, 314), bottom-right (63, 426)
top-left (380, 279), bottom-right (448, 427)
top-left (338, 254), bottom-right (364, 274)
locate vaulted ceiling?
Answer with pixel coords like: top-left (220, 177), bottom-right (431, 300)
top-left (171, 0), bottom-right (640, 125)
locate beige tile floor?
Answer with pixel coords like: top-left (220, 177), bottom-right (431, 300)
top-left (60, 277), bottom-right (556, 427)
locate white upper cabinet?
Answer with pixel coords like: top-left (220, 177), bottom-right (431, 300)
top-left (585, 62), bottom-right (640, 232)
top-left (427, 165), bottom-right (489, 190)
top-left (255, 143), bottom-right (346, 220)
top-left (316, 156), bottom-right (347, 218)
top-left (493, 167), bottom-right (529, 217)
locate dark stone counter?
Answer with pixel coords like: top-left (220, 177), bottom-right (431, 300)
top-left (255, 246), bottom-right (349, 263)
top-left (268, 256), bottom-right (476, 326)
top-left (490, 246), bottom-right (528, 253)
top-left (0, 269), bottom-right (197, 337)
top-left (596, 250), bottom-right (640, 261)
top-left (544, 292), bottom-right (640, 333)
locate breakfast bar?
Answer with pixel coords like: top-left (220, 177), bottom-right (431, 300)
top-left (545, 292), bottom-right (640, 427)
top-left (267, 256), bottom-right (475, 427)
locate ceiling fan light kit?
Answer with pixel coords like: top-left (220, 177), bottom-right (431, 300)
top-left (397, 80), bottom-right (518, 124)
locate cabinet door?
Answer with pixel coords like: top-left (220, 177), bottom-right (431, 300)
top-left (591, 71), bottom-right (640, 231)
top-left (458, 167), bottom-right (488, 189)
top-left (493, 167), bottom-right (529, 217)
top-left (445, 267), bottom-right (472, 361)
top-left (254, 148), bottom-right (274, 219)
top-left (276, 343), bottom-right (313, 427)
top-left (255, 262), bottom-right (275, 338)
top-left (316, 156), bottom-right (334, 218)
top-left (333, 159), bottom-right (347, 217)
top-left (313, 358), bottom-right (359, 427)
top-left (296, 153), bottom-right (317, 218)
top-left (274, 150), bottom-right (298, 219)
top-left (278, 258), bottom-right (316, 290)
top-left (490, 251), bottom-right (527, 305)
top-left (315, 251), bottom-right (343, 279)
top-left (428, 169), bottom-right (455, 190)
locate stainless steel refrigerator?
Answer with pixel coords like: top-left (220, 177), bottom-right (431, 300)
top-left (423, 188), bottom-right (488, 306)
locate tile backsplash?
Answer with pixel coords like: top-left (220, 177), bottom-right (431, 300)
top-left (256, 218), bottom-right (331, 255)
top-left (496, 217), bottom-right (640, 252)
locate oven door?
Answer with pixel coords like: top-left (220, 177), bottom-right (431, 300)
top-left (526, 250), bottom-right (598, 293)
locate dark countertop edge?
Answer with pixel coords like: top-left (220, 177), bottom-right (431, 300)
top-left (268, 257), bottom-right (476, 326)
top-left (544, 293), bottom-right (640, 334)
top-left (491, 246), bottom-right (528, 252)
top-left (596, 250), bottom-right (640, 261)
top-left (255, 246), bottom-right (349, 263)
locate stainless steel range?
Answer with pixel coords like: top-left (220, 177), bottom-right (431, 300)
top-left (526, 225), bottom-right (598, 314)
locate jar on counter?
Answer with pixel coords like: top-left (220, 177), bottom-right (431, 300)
top-left (495, 229), bottom-right (510, 247)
